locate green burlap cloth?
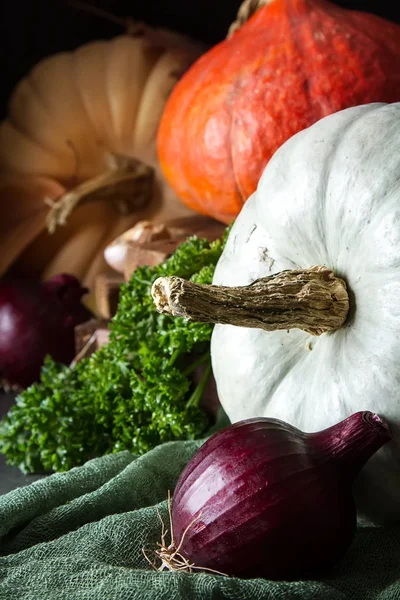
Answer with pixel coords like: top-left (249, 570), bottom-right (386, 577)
top-left (1, 439), bottom-right (400, 600)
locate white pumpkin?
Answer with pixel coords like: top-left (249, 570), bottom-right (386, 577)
top-left (209, 102), bottom-right (400, 525)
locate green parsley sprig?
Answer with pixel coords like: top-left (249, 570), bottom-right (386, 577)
top-left (0, 231), bottom-right (230, 474)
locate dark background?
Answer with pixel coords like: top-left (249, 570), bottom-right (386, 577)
top-left (1, 0), bottom-right (400, 120)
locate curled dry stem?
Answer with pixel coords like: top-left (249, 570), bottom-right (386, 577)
top-left (66, 0), bottom-right (204, 58)
top-left (142, 491), bottom-right (227, 576)
top-left (227, 0), bottom-right (272, 37)
top-left (45, 154), bottom-right (154, 233)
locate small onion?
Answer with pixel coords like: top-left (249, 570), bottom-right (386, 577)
top-left (104, 221), bottom-right (170, 273)
top-left (154, 412), bottom-right (391, 580)
top-left (0, 274), bottom-right (92, 389)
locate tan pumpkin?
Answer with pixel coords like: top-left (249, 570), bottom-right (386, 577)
top-left (0, 174), bottom-right (64, 276)
top-left (0, 33), bottom-right (202, 297)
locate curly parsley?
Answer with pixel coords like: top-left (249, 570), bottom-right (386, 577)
top-left (0, 231), bottom-right (230, 473)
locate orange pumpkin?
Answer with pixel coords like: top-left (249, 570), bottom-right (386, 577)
top-left (157, 0), bottom-right (400, 224)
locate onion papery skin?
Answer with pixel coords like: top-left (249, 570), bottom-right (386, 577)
top-left (171, 412), bottom-right (391, 579)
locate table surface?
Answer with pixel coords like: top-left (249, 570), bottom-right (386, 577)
top-left (0, 392), bottom-right (45, 495)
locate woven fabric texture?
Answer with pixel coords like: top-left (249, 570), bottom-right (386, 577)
top-left (1, 439), bottom-right (400, 600)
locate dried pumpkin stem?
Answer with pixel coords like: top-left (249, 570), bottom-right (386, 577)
top-left (228, 0), bottom-right (273, 37)
top-left (151, 266), bottom-right (349, 336)
top-left (45, 154), bottom-right (154, 233)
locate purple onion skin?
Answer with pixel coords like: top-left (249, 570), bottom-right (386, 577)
top-left (171, 411), bottom-right (391, 580)
top-left (0, 274), bottom-right (92, 388)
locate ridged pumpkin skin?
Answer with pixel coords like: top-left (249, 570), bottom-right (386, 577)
top-left (210, 102), bottom-right (400, 525)
top-left (157, 0), bottom-right (400, 224)
top-left (0, 35), bottom-right (202, 291)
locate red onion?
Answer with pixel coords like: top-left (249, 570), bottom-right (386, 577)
top-left (0, 274), bottom-right (92, 389)
top-left (159, 412), bottom-right (391, 580)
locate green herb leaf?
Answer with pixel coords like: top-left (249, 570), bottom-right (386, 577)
top-left (0, 230), bottom-right (230, 474)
